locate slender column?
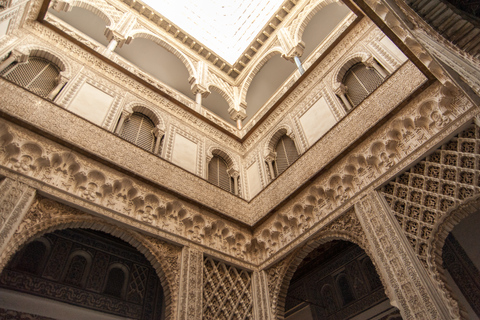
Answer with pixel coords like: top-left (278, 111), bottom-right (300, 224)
top-left (366, 57), bottom-right (388, 78)
top-left (265, 153), bottom-right (276, 180)
top-left (355, 191), bottom-right (457, 320)
top-left (0, 178), bottom-right (36, 260)
top-left (228, 168), bottom-right (240, 196)
top-left (335, 84), bottom-right (353, 111)
top-left (252, 271), bottom-right (274, 320)
top-left (0, 50), bottom-right (28, 73)
top-left (47, 75), bottom-right (68, 100)
top-left (106, 38), bottom-right (118, 52)
top-left (153, 127), bottom-right (165, 155)
top-left (177, 247), bottom-right (203, 320)
top-left (293, 56), bottom-right (305, 75)
top-left (115, 110), bottom-right (132, 134)
top-left (228, 106), bottom-right (247, 131)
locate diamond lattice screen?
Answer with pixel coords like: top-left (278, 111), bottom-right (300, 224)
top-left (120, 113), bottom-right (155, 152)
top-left (1, 57), bottom-right (59, 98)
top-left (208, 156), bottom-right (232, 193)
top-left (380, 123), bottom-right (480, 266)
top-left (275, 135), bottom-right (299, 177)
top-left (344, 63), bottom-right (383, 107)
top-left (203, 257), bottom-right (253, 320)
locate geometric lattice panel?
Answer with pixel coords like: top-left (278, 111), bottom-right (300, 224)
top-left (203, 257), bottom-right (253, 320)
top-left (380, 123), bottom-right (480, 266)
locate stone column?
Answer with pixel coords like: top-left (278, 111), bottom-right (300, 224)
top-left (265, 152), bottom-right (276, 180)
top-left (0, 178), bottom-right (36, 258)
top-left (0, 49), bottom-right (28, 73)
top-left (227, 168), bottom-right (240, 196)
top-left (252, 271), bottom-right (273, 320)
top-left (115, 110), bottom-right (132, 135)
top-left (228, 106), bottom-right (247, 130)
top-left (334, 83), bottom-right (353, 111)
top-left (153, 127), bottom-right (165, 155)
top-left (47, 74), bottom-right (68, 100)
top-left (365, 56), bottom-right (388, 78)
top-left (355, 191), bottom-right (457, 320)
top-left (177, 247), bottom-right (203, 320)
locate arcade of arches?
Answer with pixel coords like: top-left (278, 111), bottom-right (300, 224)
top-left (0, 0), bottom-right (480, 319)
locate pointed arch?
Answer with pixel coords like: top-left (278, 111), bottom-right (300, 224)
top-left (292, 0), bottom-right (341, 45)
top-left (128, 30), bottom-right (196, 79)
top-left (239, 47), bottom-right (284, 105)
top-left (270, 210), bottom-right (395, 319)
top-left (0, 196), bottom-right (180, 320)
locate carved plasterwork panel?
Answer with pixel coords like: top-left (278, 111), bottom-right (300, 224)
top-left (380, 123), bottom-right (480, 267)
top-left (0, 195), bottom-right (182, 320)
top-left (203, 257), bottom-right (253, 320)
top-left (266, 208), bottom-right (369, 319)
top-left (0, 118), bottom-right (254, 262)
top-left (253, 81), bottom-right (474, 261)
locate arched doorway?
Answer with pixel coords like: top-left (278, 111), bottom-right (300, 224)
top-left (0, 228), bottom-right (165, 320)
top-left (284, 240), bottom-right (401, 320)
top-left (440, 208), bottom-right (480, 319)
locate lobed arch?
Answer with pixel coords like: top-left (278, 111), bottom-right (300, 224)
top-left (265, 125), bottom-right (295, 156)
top-left (127, 30), bottom-right (196, 79)
top-left (124, 102), bottom-right (166, 131)
top-left (331, 51), bottom-right (372, 89)
top-left (271, 224), bottom-right (389, 319)
top-left (206, 146), bottom-right (238, 171)
top-left (12, 45), bottom-right (72, 78)
top-left (0, 197), bottom-right (178, 320)
top-left (55, 0), bottom-right (115, 28)
top-left (239, 47), bottom-right (284, 106)
top-left (292, 0), bottom-right (341, 46)
top-left (206, 84), bottom-right (235, 111)
top-left (425, 194), bottom-right (480, 318)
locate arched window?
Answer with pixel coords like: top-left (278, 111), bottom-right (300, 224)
top-left (120, 112), bottom-right (156, 152)
top-left (0, 57), bottom-right (60, 98)
top-left (15, 240), bottom-right (48, 275)
top-left (337, 273), bottom-right (355, 305)
top-left (104, 266), bottom-right (127, 298)
top-left (343, 62), bottom-right (384, 107)
top-left (63, 254), bottom-right (88, 287)
top-left (274, 135), bottom-right (299, 177)
top-left (208, 155), bottom-right (233, 193)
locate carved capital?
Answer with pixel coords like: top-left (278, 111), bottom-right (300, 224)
top-left (228, 106), bottom-right (247, 121)
top-left (153, 127), bottom-right (165, 138)
top-left (282, 41), bottom-right (306, 61)
top-left (334, 83), bottom-right (348, 95)
top-left (264, 151), bottom-right (277, 163)
top-left (50, 0), bottom-right (73, 12)
top-left (227, 167), bottom-right (239, 178)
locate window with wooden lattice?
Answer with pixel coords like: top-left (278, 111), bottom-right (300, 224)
top-left (0, 57), bottom-right (60, 98)
top-left (342, 62), bottom-right (384, 108)
top-left (274, 135), bottom-right (299, 177)
top-left (120, 112), bottom-right (156, 152)
top-left (208, 155), bottom-right (234, 193)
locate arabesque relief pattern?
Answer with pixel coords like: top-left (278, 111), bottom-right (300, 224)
top-left (253, 81), bottom-right (474, 262)
top-left (0, 195), bottom-right (182, 320)
top-left (266, 208), bottom-right (368, 319)
top-left (203, 257), bottom-right (253, 320)
top-left (0, 119), bottom-right (253, 263)
top-left (380, 123), bottom-right (480, 268)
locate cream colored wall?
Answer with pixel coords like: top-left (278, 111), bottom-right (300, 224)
top-left (299, 96), bottom-right (336, 146)
top-left (0, 18), bottom-right (11, 38)
top-left (68, 82), bottom-right (114, 126)
top-left (171, 133), bottom-right (198, 173)
top-left (246, 161), bottom-right (263, 199)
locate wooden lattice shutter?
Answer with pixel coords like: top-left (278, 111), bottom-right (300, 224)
top-left (208, 155), bottom-right (232, 193)
top-left (1, 57), bottom-right (59, 98)
top-left (274, 135), bottom-right (299, 177)
top-left (343, 63), bottom-right (383, 107)
top-left (120, 113), bottom-right (155, 152)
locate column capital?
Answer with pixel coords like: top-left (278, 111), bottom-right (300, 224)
top-left (228, 105), bottom-right (247, 122)
top-left (334, 83), bottom-right (348, 95)
top-left (50, 0), bottom-right (73, 12)
top-left (227, 168), bottom-right (239, 178)
top-left (153, 127), bottom-right (165, 138)
top-left (104, 28), bottom-right (131, 48)
top-left (264, 151), bottom-right (277, 163)
top-left (281, 42), bottom-right (306, 62)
